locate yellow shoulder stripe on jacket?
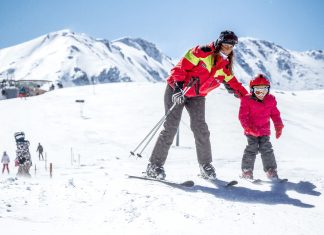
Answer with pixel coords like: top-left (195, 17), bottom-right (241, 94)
top-left (184, 49), bottom-right (200, 66)
top-left (184, 49), bottom-right (214, 72)
top-left (214, 69), bottom-right (234, 82)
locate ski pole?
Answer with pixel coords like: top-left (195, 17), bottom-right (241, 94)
top-left (134, 84), bottom-right (194, 158)
top-left (129, 77), bottom-right (199, 158)
top-left (133, 78), bottom-right (199, 157)
top-left (129, 94), bottom-right (181, 158)
top-left (135, 99), bottom-right (183, 158)
top-left (129, 106), bottom-right (173, 157)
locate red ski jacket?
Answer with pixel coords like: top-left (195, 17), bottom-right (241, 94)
top-left (167, 43), bottom-right (248, 98)
top-left (239, 94), bottom-right (284, 136)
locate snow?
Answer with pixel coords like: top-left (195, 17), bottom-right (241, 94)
top-left (0, 82), bottom-right (323, 235)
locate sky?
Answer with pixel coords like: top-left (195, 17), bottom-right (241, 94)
top-left (0, 0), bottom-right (324, 58)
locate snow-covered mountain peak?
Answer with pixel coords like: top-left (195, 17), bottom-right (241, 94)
top-left (304, 49), bottom-right (324, 60)
top-left (46, 28), bottom-right (73, 37)
top-left (0, 29), bottom-right (174, 85)
top-left (113, 37), bottom-right (165, 63)
top-left (234, 37), bottom-right (324, 90)
top-left (0, 30), bottom-right (324, 90)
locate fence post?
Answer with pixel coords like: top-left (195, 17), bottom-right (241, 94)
top-left (45, 152), bottom-right (47, 171)
top-left (71, 148), bottom-right (73, 166)
top-left (75, 99), bottom-right (85, 117)
top-left (49, 163), bottom-right (52, 178)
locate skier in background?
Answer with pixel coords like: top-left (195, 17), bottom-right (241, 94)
top-left (239, 74), bottom-right (284, 180)
top-left (18, 86), bottom-right (28, 98)
top-left (36, 143), bottom-right (44, 160)
top-left (1, 151), bottom-right (10, 174)
top-left (146, 30), bottom-right (248, 180)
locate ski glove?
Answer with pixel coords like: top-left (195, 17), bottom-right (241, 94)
top-left (275, 125), bottom-right (284, 139)
top-left (172, 82), bottom-right (185, 105)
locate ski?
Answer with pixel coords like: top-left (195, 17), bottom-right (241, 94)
top-left (127, 175), bottom-right (195, 188)
top-left (206, 178), bottom-right (238, 188)
top-left (198, 175), bottom-right (238, 188)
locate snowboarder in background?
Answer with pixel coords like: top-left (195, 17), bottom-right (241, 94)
top-left (146, 30), bottom-right (248, 180)
top-left (14, 132), bottom-right (32, 177)
top-left (1, 151), bottom-right (10, 174)
top-left (239, 74), bottom-right (284, 180)
top-left (36, 143), bottom-right (44, 160)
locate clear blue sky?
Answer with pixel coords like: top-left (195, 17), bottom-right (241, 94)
top-left (0, 0), bottom-right (323, 58)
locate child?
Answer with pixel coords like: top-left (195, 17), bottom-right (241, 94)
top-left (1, 151), bottom-right (10, 174)
top-left (239, 74), bottom-right (284, 180)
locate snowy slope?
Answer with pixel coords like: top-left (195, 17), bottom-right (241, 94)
top-left (0, 83), bottom-right (323, 235)
top-left (0, 29), bottom-right (173, 85)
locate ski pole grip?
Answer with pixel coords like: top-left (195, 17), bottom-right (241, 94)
top-left (182, 77), bottom-right (199, 95)
top-left (186, 77), bottom-right (199, 88)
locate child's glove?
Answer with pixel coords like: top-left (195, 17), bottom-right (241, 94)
top-left (275, 125), bottom-right (284, 139)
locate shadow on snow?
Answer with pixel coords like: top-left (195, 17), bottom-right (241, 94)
top-left (189, 179), bottom-right (321, 208)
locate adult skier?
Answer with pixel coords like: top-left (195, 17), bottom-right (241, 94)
top-left (36, 143), bottom-right (44, 160)
top-left (146, 30), bottom-right (248, 180)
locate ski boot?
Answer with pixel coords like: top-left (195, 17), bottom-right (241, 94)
top-left (266, 168), bottom-right (279, 180)
top-left (199, 163), bottom-right (216, 180)
top-left (146, 163), bottom-right (166, 180)
top-left (241, 169), bottom-right (254, 180)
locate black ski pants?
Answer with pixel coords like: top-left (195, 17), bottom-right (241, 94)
top-left (241, 135), bottom-right (277, 172)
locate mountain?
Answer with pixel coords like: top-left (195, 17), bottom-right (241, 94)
top-left (234, 37), bottom-right (324, 90)
top-left (0, 29), bottom-right (173, 85)
top-left (0, 30), bottom-right (324, 90)
top-left (0, 82), bottom-right (323, 234)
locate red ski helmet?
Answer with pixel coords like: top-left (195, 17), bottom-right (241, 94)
top-left (249, 74), bottom-right (270, 88)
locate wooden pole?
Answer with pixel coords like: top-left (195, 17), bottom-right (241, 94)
top-left (71, 148), bottom-right (73, 166)
top-left (45, 152), bottom-right (47, 171)
top-left (49, 163), bottom-right (52, 178)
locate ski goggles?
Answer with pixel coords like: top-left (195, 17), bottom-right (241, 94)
top-left (222, 34), bottom-right (238, 45)
top-left (253, 86), bottom-right (269, 94)
top-left (222, 43), bottom-right (235, 48)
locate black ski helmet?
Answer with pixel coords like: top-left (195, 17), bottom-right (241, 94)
top-left (215, 30), bottom-right (238, 47)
